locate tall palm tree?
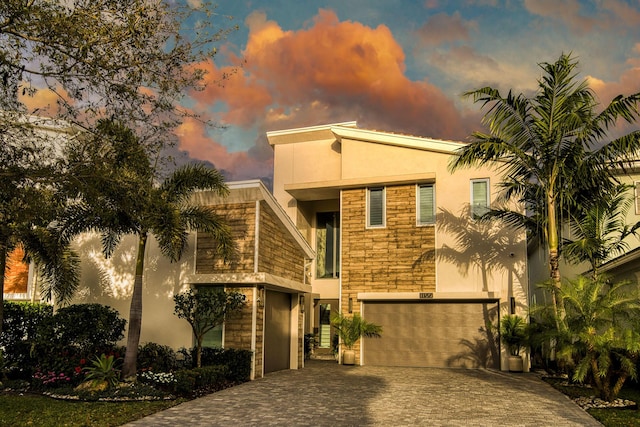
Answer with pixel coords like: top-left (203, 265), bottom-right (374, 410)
top-left (563, 184), bottom-right (640, 280)
top-left (61, 120), bottom-right (236, 378)
top-left (450, 53), bottom-right (640, 318)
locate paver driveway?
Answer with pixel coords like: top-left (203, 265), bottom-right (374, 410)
top-left (124, 360), bottom-right (601, 426)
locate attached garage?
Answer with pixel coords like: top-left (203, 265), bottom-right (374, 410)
top-left (362, 300), bottom-right (500, 369)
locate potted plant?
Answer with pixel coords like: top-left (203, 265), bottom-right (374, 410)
top-left (500, 314), bottom-right (528, 372)
top-left (330, 312), bottom-right (382, 365)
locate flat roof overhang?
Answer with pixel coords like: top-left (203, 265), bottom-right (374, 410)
top-left (284, 172), bottom-right (436, 201)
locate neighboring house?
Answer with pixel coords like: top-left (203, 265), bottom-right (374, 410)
top-left (3, 115), bottom-right (80, 303)
top-left (267, 122), bottom-right (529, 370)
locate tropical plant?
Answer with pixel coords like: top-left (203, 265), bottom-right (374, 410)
top-left (173, 288), bottom-right (246, 368)
top-left (83, 354), bottom-right (121, 389)
top-left (500, 314), bottom-right (528, 356)
top-left (563, 184), bottom-right (640, 279)
top-left (60, 120), bottom-right (236, 379)
top-left (330, 312), bottom-right (382, 350)
top-left (538, 276), bottom-right (640, 401)
top-left (450, 53), bottom-right (640, 320)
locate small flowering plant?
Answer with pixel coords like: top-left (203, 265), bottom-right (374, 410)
top-left (32, 370), bottom-right (72, 389)
top-left (140, 370), bottom-right (177, 390)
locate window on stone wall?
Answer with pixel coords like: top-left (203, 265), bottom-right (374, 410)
top-left (635, 182), bottom-right (640, 214)
top-left (471, 179), bottom-right (490, 219)
top-left (417, 184), bottom-right (435, 225)
top-left (367, 187), bottom-right (385, 228)
top-left (197, 285), bottom-right (224, 348)
top-left (316, 212), bottom-right (340, 278)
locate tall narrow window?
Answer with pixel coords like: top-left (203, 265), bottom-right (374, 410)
top-left (635, 182), bottom-right (640, 214)
top-left (197, 285), bottom-right (224, 348)
top-left (417, 184), bottom-right (435, 225)
top-left (471, 179), bottom-right (490, 219)
top-left (367, 187), bottom-right (385, 228)
top-left (316, 212), bottom-right (340, 278)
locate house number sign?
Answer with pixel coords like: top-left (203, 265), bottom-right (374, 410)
top-left (419, 292), bottom-right (434, 299)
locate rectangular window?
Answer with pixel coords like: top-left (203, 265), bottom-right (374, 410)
top-left (367, 187), bottom-right (385, 228)
top-left (417, 184), bottom-right (435, 225)
top-left (635, 182), bottom-right (640, 214)
top-left (316, 212), bottom-right (340, 278)
top-left (197, 285), bottom-right (224, 348)
top-left (471, 179), bottom-right (490, 219)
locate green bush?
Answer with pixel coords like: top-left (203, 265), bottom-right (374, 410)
top-left (194, 347), bottom-right (252, 382)
top-left (173, 365), bottom-right (229, 397)
top-left (137, 342), bottom-right (177, 373)
top-left (1, 302), bottom-right (53, 379)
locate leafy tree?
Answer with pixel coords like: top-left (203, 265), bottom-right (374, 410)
top-left (0, 0), bottom-right (235, 144)
top-left (450, 53), bottom-right (640, 318)
top-left (173, 288), bottom-right (246, 368)
top-left (563, 184), bottom-right (640, 280)
top-left (538, 276), bottom-right (640, 401)
top-left (60, 120), bottom-right (236, 379)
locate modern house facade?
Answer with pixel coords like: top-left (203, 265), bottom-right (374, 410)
top-left (267, 122), bottom-right (529, 369)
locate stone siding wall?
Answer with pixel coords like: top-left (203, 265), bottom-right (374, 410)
top-left (258, 201), bottom-right (306, 283)
top-left (196, 203), bottom-right (256, 274)
top-left (223, 286), bottom-right (264, 379)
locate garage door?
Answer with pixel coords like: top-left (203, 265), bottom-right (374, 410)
top-left (363, 301), bottom-right (499, 368)
top-left (264, 290), bottom-right (291, 374)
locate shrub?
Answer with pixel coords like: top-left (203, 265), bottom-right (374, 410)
top-left (173, 365), bottom-right (229, 397)
top-left (83, 354), bottom-right (121, 389)
top-left (194, 347), bottom-right (252, 382)
top-left (1, 302), bottom-right (53, 379)
top-left (137, 342), bottom-right (177, 373)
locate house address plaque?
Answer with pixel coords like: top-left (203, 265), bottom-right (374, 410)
top-left (419, 292), bottom-right (434, 299)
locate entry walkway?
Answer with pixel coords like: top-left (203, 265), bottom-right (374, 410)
top-left (124, 360), bottom-right (601, 426)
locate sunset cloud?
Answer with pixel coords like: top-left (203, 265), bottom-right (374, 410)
top-left (191, 8), bottom-right (469, 145)
top-left (415, 12), bottom-right (477, 46)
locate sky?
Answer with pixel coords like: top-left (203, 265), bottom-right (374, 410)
top-left (71, 1), bottom-right (640, 184)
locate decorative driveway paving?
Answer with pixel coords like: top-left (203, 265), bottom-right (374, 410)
top-left (123, 360), bottom-right (601, 426)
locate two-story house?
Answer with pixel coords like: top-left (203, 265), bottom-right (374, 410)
top-left (267, 122), bottom-right (529, 369)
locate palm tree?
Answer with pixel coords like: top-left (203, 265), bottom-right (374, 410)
top-left (61, 120), bottom-right (236, 378)
top-left (563, 184), bottom-right (640, 280)
top-left (450, 53), bottom-right (640, 318)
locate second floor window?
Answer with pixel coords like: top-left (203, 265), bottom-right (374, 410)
top-left (417, 184), bottom-right (435, 225)
top-left (367, 187), bottom-right (385, 228)
top-left (471, 179), bottom-right (490, 219)
top-left (316, 212), bottom-right (340, 278)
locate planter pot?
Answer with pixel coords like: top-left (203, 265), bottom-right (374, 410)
top-left (342, 349), bottom-right (355, 365)
top-left (508, 355), bottom-right (523, 372)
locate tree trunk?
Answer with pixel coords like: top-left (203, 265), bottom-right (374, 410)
top-left (122, 232), bottom-right (148, 380)
top-left (196, 336), bottom-right (203, 368)
top-left (0, 245), bottom-right (7, 336)
top-left (546, 190), bottom-right (565, 324)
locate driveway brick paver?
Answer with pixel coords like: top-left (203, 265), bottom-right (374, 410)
top-left (123, 360), bottom-right (601, 426)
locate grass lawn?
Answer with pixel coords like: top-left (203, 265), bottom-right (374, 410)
top-left (545, 378), bottom-right (640, 427)
top-left (0, 392), bottom-right (186, 427)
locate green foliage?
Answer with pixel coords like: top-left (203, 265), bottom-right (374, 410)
top-left (330, 312), bottom-right (382, 349)
top-left (174, 289), bottom-right (246, 367)
top-left (0, 302), bottom-right (53, 378)
top-left (500, 315), bottom-right (528, 356)
top-left (535, 276), bottom-right (640, 401)
top-left (83, 354), bottom-right (121, 389)
top-left (563, 184), bottom-right (640, 278)
top-left (137, 343), bottom-right (178, 373)
top-left (194, 347), bottom-right (252, 382)
top-left (43, 304), bottom-right (125, 353)
top-left (173, 365), bottom-right (229, 397)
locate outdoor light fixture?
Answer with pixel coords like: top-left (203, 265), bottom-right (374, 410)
top-left (348, 295), bottom-right (353, 313)
top-left (299, 295), bottom-right (305, 313)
